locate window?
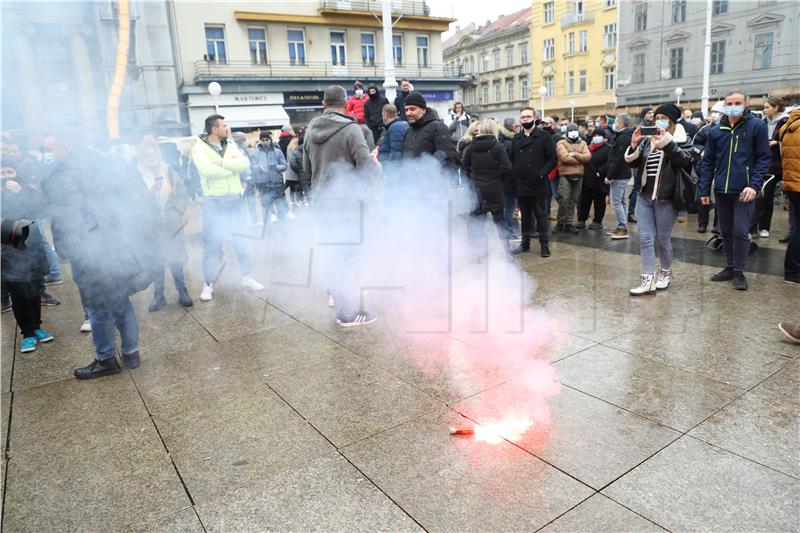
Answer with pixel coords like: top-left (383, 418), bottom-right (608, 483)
top-left (482, 84), bottom-right (489, 104)
top-left (519, 43), bottom-right (528, 63)
top-left (672, 0), bottom-right (686, 23)
top-left (603, 24), bottom-right (617, 49)
top-left (520, 77), bottom-right (529, 99)
top-left (330, 31), bottom-right (346, 66)
top-left (573, 0), bottom-right (584, 17)
top-left (507, 47), bottom-right (514, 67)
top-left (566, 32), bottom-right (575, 54)
top-left (361, 33), bottom-right (375, 65)
top-left (544, 75), bottom-right (554, 96)
top-left (712, 0), bottom-right (728, 15)
top-left (579, 30), bottom-right (588, 52)
top-left (635, 3), bottom-right (647, 32)
top-left (288, 29), bottom-right (305, 65)
top-left (493, 50), bottom-right (500, 69)
top-left (605, 0), bottom-right (616, 6)
top-left (494, 82), bottom-right (501, 103)
top-left (633, 53), bottom-right (645, 83)
top-left (204, 25), bottom-right (226, 64)
top-left (248, 27), bottom-right (267, 65)
top-left (416, 35), bottom-right (429, 67)
top-left (670, 47), bottom-right (683, 78)
top-left (579, 70), bottom-right (587, 93)
top-left (507, 80), bottom-right (515, 101)
top-left (567, 71), bottom-right (575, 95)
top-left (544, 1), bottom-right (554, 24)
top-left (754, 32), bottom-right (773, 69)
top-left (711, 40), bottom-right (725, 74)
top-left (603, 66), bottom-right (616, 91)
top-left (543, 38), bottom-right (555, 60)
top-left (393, 34), bottom-right (403, 66)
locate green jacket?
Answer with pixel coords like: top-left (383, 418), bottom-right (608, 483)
top-left (191, 135), bottom-right (250, 197)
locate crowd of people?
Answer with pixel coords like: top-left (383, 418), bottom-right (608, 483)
top-left (1, 80), bottom-right (798, 380)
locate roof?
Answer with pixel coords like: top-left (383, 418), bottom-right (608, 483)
top-left (477, 7), bottom-right (532, 39)
top-left (442, 22), bottom-right (477, 49)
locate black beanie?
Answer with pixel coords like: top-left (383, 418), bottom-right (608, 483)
top-left (404, 91), bottom-right (427, 109)
top-left (259, 131), bottom-right (271, 140)
top-left (654, 103), bottom-right (681, 124)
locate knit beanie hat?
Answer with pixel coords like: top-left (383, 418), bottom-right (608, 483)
top-left (403, 91), bottom-right (427, 109)
top-left (354, 81), bottom-right (363, 89)
top-left (654, 103), bottom-right (681, 124)
top-left (259, 131), bottom-right (271, 140)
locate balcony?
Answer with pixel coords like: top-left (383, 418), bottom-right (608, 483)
top-left (193, 60), bottom-right (466, 82)
top-left (317, 0), bottom-right (429, 16)
top-left (560, 11), bottom-right (594, 29)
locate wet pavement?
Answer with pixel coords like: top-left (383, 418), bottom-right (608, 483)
top-left (1, 201), bottom-right (798, 531)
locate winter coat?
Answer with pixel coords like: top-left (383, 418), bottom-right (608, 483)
top-left (498, 130), bottom-right (515, 193)
top-left (767, 115), bottom-right (788, 177)
top-left (401, 108), bottom-right (458, 167)
top-left (290, 144), bottom-right (311, 190)
top-left (584, 142), bottom-right (610, 193)
top-left (278, 133), bottom-right (293, 158)
top-left (625, 123), bottom-right (694, 203)
top-left (461, 135), bottom-right (512, 213)
top-left (251, 142), bottom-right (288, 186)
top-left (303, 109), bottom-right (378, 192)
top-left (556, 138), bottom-right (592, 176)
top-left (137, 164), bottom-right (189, 264)
top-left (191, 134), bottom-right (250, 197)
top-left (378, 118), bottom-right (409, 163)
top-left (345, 95), bottom-right (368, 124)
top-left (448, 112), bottom-right (471, 141)
top-left (780, 109), bottom-right (800, 193)
top-left (394, 91), bottom-right (410, 121)
top-left (699, 110), bottom-right (771, 197)
top-left (364, 93), bottom-right (390, 133)
top-left (606, 127), bottom-right (634, 180)
top-left (1, 182), bottom-right (48, 283)
top-left (510, 128), bottom-right (558, 197)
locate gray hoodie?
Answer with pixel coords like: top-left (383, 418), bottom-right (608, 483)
top-left (303, 109), bottom-right (377, 191)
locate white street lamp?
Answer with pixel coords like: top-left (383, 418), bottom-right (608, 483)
top-left (538, 85), bottom-right (548, 120)
top-left (381, 0), bottom-right (398, 102)
top-left (208, 81), bottom-right (222, 114)
top-left (569, 99), bottom-right (576, 123)
top-left (675, 86), bottom-right (684, 106)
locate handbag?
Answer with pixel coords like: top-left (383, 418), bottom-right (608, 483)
top-left (673, 167), bottom-right (698, 211)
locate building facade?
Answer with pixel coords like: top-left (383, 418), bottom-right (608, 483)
top-left (170, 0), bottom-right (463, 133)
top-left (531, 0), bottom-right (618, 121)
top-left (616, 0), bottom-right (800, 112)
top-left (443, 9), bottom-right (532, 123)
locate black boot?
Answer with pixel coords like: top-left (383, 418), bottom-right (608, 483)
top-left (540, 242), bottom-right (551, 257)
top-left (74, 357), bottom-right (122, 380)
top-left (148, 291), bottom-right (167, 312)
top-left (565, 224), bottom-right (579, 235)
top-left (511, 238), bottom-right (531, 255)
top-left (553, 222), bottom-right (564, 233)
top-left (123, 350), bottom-right (141, 369)
top-left (177, 286), bottom-right (194, 307)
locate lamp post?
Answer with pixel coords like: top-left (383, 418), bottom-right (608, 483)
top-left (208, 81), bottom-right (221, 114)
top-left (381, 0), bottom-right (398, 102)
top-left (569, 99), bottom-right (576, 122)
top-left (700, 0), bottom-right (713, 117)
top-left (538, 85), bottom-right (547, 120)
top-left (675, 86), bottom-right (684, 106)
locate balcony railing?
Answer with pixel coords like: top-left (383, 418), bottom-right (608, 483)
top-left (318, 0), bottom-right (430, 17)
top-left (561, 11), bottom-right (594, 28)
top-left (193, 60), bottom-right (466, 81)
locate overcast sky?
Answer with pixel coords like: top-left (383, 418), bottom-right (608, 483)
top-left (426, 0), bottom-right (531, 38)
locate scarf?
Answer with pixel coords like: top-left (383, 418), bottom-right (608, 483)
top-left (589, 140), bottom-right (606, 152)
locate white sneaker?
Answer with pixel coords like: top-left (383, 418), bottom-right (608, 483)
top-left (759, 229), bottom-right (769, 238)
top-left (242, 276), bottom-right (264, 291)
top-left (269, 213), bottom-right (278, 223)
top-left (80, 319), bottom-right (92, 333)
top-left (328, 294), bottom-right (335, 307)
top-left (287, 211), bottom-right (296, 220)
top-left (200, 283), bottom-right (214, 301)
top-left (656, 269), bottom-right (672, 290)
top-left (630, 273), bottom-right (657, 296)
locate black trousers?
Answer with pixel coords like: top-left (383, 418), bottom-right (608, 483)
top-left (754, 174), bottom-right (779, 232)
top-left (5, 280), bottom-right (41, 337)
top-left (578, 186), bottom-right (607, 224)
top-left (785, 191), bottom-right (800, 281)
top-left (716, 193), bottom-right (755, 272)
top-left (518, 195), bottom-right (548, 245)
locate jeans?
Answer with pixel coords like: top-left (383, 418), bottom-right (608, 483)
top-left (546, 178), bottom-right (560, 216)
top-left (609, 180), bottom-right (629, 229)
top-left (243, 183), bottom-right (258, 223)
top-left (785, 191), bottom-right (800, 281)
top-left (557, 176), bottom-right (582, 225)
top-left (716, 193), bottom-right (755, 272)
top-left (5, 280), bottom-right (41, 337)
top-left (635, 194), bottom-right (677, 274)
top-left (37, 221), bottom-right (61, 280)
top-left (629, 187), bottom-right (639, 217)
top-left (153, 261), bottom-right (187, 295)
top-left (503, 193), bottom-right (518, 235)
top-left (87, 295), bottom-right (139, 361)
top-left (518, 195), bottom-right (548, 245)
top-left (202, 195), bottom-right (251, 284)
top-left (257, 183), bottom-right (289, 221)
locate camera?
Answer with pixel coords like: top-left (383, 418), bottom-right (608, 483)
top-left (640, 126), bottom-right (658, 136)
top-left (1, 218), bottom-right (34, 249)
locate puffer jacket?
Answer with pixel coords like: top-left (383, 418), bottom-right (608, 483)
top-left (780, 108), bottom-right (800, 192)
top-left (624, 123), bottom-right (694, 203)
top-left (461, 135), bottom-right (512, 213)
top-left (191, 134), bottom-right (250, 197)
top-left (378, 118), bottom-right (409, 163)
top-left (251, 142), bottom-right (287, 186)
top-left (1, 183), bottom-right (48, 283)
top-left (556, 138), bottom-right (591, 176)
top-left (345, 94), bottom-right (367, 124)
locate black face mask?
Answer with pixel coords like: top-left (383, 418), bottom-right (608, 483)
top-left (368, 92), bottom-right (378, 99)
top-left (520, 120), bottom-right (535, 130)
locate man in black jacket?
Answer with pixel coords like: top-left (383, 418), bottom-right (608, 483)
top-left (394, 79), bottom-right (412, 122)
top-left (605, 113), bottom-right (634, 239)
top-left (510, 108), bottom-right (558, 257)
top-left (364, 84), bottom-right (389, 144)
top-left (401, 91), bottom-right (457, 168)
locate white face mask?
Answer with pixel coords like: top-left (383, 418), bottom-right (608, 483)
top-left (567, 131), bottom-right (579, 140)
top-left (711, 112), bottom-right (722, 124)
top-left (355, 89), bottom-right (363, 97)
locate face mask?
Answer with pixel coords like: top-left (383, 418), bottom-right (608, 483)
top-left (592, 136), bottom-right (604, 144)
top-left (613, 123), bottom-right (624, 132)
top-left (368, 92), bottom-right (377, 98)
top-left (355, 89), bottom-right (363, 97)
top-left (724, 105), bottom-right (744, 117)
top-left (520, 120), bottom-right (535, 130)
top-left (567, 131), bottom-right (579, 140)
top-left (42, 152), bottom-right (56, 166)
top-left (711, 112), bottom-right (722, 124)
top-left (560, 125), bottom-right (567, 133)
top-left (655, 119), bottom-right (670, 130)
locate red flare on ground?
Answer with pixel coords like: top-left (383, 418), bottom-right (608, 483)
top-left (449, 426), bottom-right (476, 435)
top-left (449, 418), bottom-right (534, 444)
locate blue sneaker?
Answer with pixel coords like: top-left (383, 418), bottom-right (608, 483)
top-left (34, 329), bottom-right (54, 342)
top-left (20, 337), bottom-right (37, 353)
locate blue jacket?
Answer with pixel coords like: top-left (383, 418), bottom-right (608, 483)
top-left (251, 143), bottom-right (287, 186)
top-left (699, 110), bottom-right (770, 196)
top-left (378, 118), bottom-right (409, 163)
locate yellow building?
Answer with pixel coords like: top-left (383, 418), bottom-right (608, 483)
top-left (530, 0), bottom-right (618, 121)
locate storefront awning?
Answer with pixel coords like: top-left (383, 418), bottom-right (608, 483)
top-left (220, 105), bottom-right (290, 129)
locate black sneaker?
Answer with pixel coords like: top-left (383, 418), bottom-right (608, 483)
top-left (710, 267), bottom-right (734, 282)
top-left (122, 350), bottom-right (140, 369)
top-left (41, 292), bottom-right (60, 306)
top-left (698, 225), bottom-right (707, 233)
top-left (540, 243), bottom-right (551, 257)
top-left (74, 357), bottom-right (122, 380)
top-left (733, 271), bottom-right (748, 291)
top-left (336, 310), bottom-right (377, 328)
top-left (628, 214), bottom-right (637, 224)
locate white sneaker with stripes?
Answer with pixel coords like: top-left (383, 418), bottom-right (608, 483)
top-left (336, 311), bottom-right (377, 328)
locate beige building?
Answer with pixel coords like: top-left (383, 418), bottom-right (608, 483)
top-left (169, 0), bottom-right (463, 132)
top-left (443, 8), bottom-right (533, 123)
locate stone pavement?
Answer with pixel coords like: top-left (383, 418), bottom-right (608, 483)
top-left (1, 202), bottom-right (798, 532)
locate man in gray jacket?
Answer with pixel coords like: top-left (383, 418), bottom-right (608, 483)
top-left (304, 85), bottom-right (380, 327)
